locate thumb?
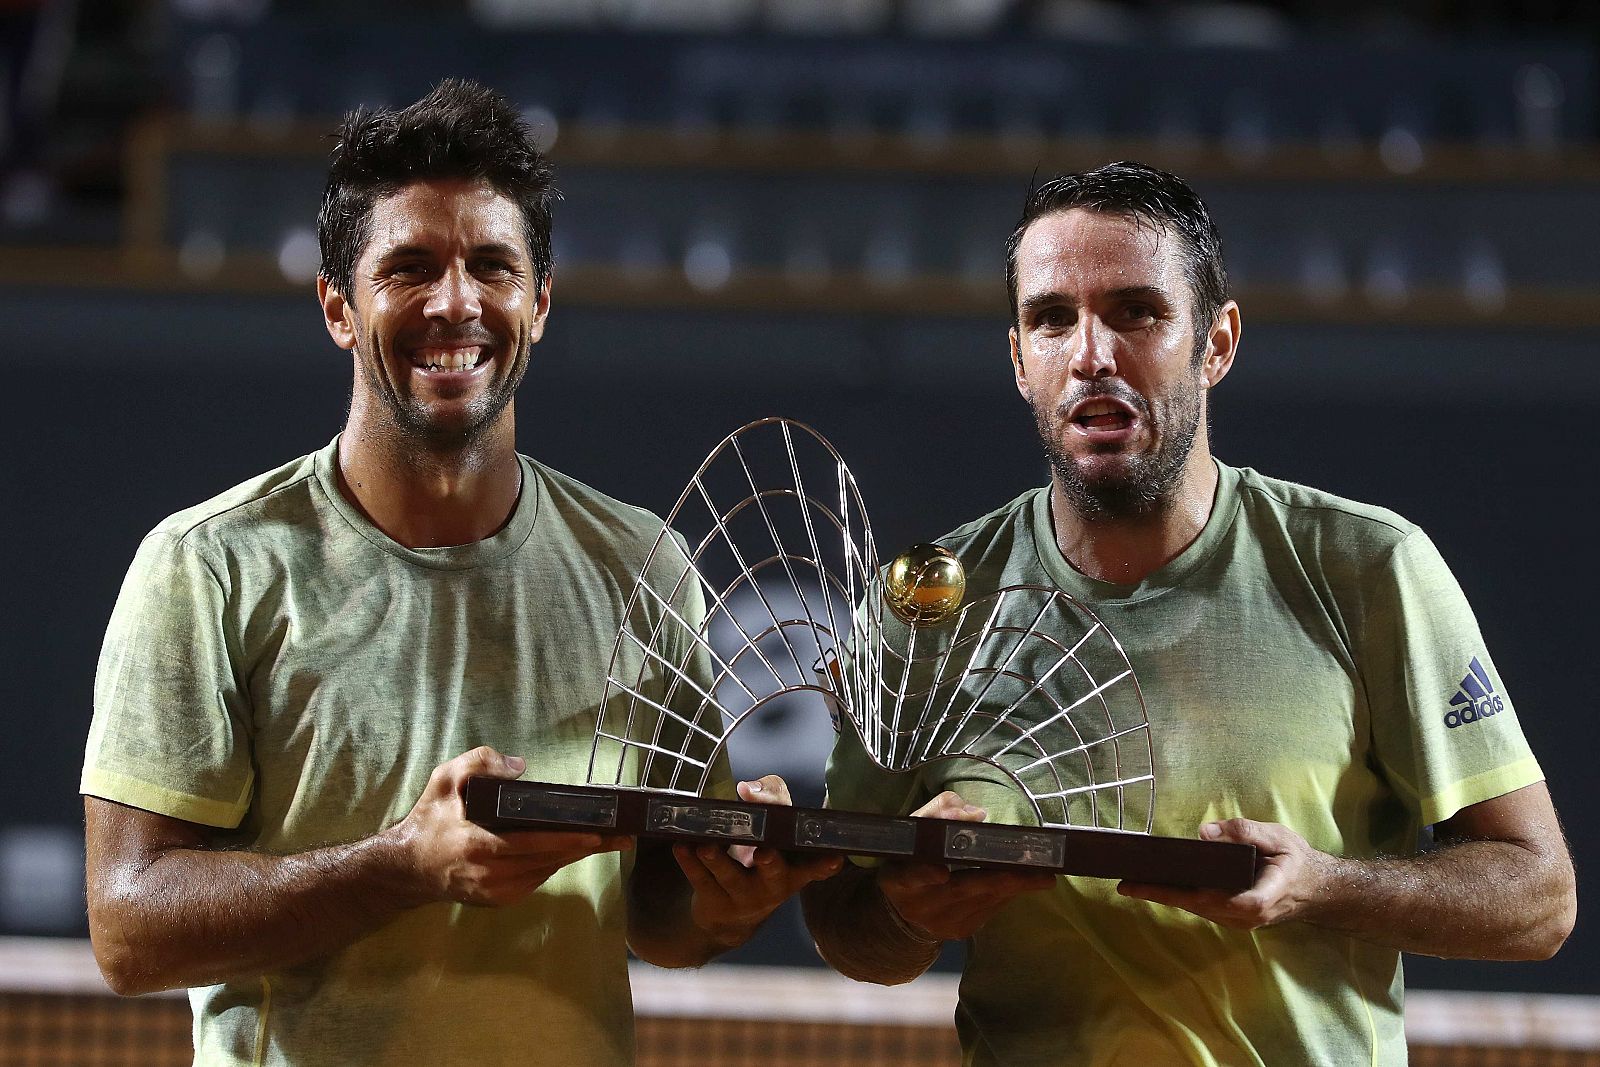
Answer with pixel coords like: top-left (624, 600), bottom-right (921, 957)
top-left (456, 745), bottom-right (527, 781)
top-left (738, 775), bottom-right (791, 806)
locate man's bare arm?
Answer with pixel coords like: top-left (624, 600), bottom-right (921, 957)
top-left (1118, 781), bottom-right (1576, 960)
top-left (86, 747), bottom-right (629, 995)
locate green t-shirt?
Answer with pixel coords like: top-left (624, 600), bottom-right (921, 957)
top-left (826, 461), bottom-right (1542, 1067)
top-left (84, 437), bottom-right (711, 1067)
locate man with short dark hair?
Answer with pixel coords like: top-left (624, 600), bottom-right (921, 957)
top-left (82, 80), bottom-right (837, 1067)
top-left (803, 161), bottom-right (1575, 1066)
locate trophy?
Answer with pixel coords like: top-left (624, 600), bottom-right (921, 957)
top-left (466, 418), bottom-right (1255, 891)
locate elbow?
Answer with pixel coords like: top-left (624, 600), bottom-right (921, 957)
top-left (87, 894), bottom-right (181, 997)
top-left (1526, 883), bottom-right (1578, 961)
top-left (811, 938), bottom-right (922, 987)
top-left (1506, 864), bottom-right (1577, 962)
top-left (90, 933), bottom-right (167, 997)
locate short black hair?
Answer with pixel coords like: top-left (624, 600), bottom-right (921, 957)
top-left (1004, 161), bottom-right (1228, 344)
top-left (317, 79), bottom-right (558, 299)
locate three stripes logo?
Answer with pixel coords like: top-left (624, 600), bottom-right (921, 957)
top-left (1444, 657), bottom-right (1504, 729)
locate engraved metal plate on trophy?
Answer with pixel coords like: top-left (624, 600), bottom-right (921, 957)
top-left (465, 418), bottom-right (1256, 892)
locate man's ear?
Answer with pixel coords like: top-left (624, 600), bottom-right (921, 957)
top-left (1010, 326), bottom-right (1030, 402)
top-left (1201, 301), bottom-right (1241, 389)
top-left (318, 275), bottom-right (357, 352)
top-left (527, 270), bottom-right (554, 345)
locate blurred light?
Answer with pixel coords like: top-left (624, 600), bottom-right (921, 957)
top-left (1514, 63), bottom-right (1564, 153)
top-left (1032, 0), bottom-right (1140, 44)
top-left (862, 228), bottom-right (913, 287)
top-left (276, 227), bottom-right (320, 285)
top-left (1462, 239), bottom-right (1508, 315)
top-left (1363, 240), bottom-right (1410, 310)
top-left (1377, 126), bottom-right (1424, 174)
top-left (1166, 2), bottom-right (1293, 48)
top-left (0, 826), bottom-right (83, 932)
top-left (470, 0), bottom-right (605, 28)
top-left (186, 33), bottom-right (241, 123)
top-left (521, 105), bottom-right (560, 152)
top-left (766, 0), bottom-right (892, 35)
top-left (0, 171), bottom-right (53, 227)
top-left (179, 229), bottom-right (227, 280)
top-left (903, 0), bottom-right (1014, 37)
top-left (171, 0), bottom-right (269, 21)
top-left (608, 0), bottom-right (758, 32)
top-left (684, 237), bottom-right (734, 292)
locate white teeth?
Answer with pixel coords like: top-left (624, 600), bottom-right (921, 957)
top-left (1077, 401), bottom-right (1119, 418)
top-left (416, 348), bottom-right (483, 372)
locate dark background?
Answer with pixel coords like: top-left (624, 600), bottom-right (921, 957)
top-left (2, 0), bottom-right (1596, 997)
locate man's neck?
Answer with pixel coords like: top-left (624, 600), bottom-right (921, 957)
top-left (336, 414), bottom-right (523, 549)
top-left (1049, 450), bottom-right (1219, 586)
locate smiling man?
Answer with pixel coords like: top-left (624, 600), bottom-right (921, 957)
top-left (802, 162), bottom-right (1576, 1065)
top-left (81, 81), bottom-right (836, 1067)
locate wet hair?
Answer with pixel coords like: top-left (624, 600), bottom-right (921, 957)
top-left (1004, 161), bottom-right (1228, 344)
top-left (316, 79), bottom-right (557, 298)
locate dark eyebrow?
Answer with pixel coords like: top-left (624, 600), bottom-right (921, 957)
top-left (469, 242), bottom-right (524, 261)
top-left (374, 242), bottom-right (525, 264)
top-left (1019, 290), bottom-right (1073, 317)
top-left (1106, 285), bottom-right (1172, 303)
top-left (1021, 284), bottom-right (1175, 317)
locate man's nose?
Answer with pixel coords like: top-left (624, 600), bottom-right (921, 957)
top-left (424, 263), bottom-right (482, 323)
top-left (1068, 317), bottom-right (1117, 379)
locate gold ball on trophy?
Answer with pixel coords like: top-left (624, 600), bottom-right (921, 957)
top-left (884, 543), bottom-right (966, 627)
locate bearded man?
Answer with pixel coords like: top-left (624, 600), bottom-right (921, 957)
top-left (802, 161), bottom-right (1575, 1066)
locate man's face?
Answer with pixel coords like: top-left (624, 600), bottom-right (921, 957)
top-left (323, 179), bottom-right (549, 445)
top-left (1010, 208), bottom-right (1214, 519)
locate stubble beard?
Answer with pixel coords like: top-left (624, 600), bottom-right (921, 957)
top-left (1034, 363), bottom-right (1206, 522)
top-left (356, 331), bottom-right (529, 451)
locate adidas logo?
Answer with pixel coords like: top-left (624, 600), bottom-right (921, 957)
top-left (1444, 657), bottom-right (1504, 729)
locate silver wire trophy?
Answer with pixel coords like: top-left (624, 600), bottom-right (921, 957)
top-left (467, 419), bottom-right (1255, 890)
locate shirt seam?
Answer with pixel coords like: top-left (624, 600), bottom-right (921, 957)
top-left (167, 471), bottom-right (319, 548)
top-left (1234, 481), bottom-right (1412, 539)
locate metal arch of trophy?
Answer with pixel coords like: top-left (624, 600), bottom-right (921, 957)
top-left (466, 418), bottom-right (1255, 891)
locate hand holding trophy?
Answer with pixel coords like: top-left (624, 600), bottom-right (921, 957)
top-left (467, 418), bottom-right (1254, 891)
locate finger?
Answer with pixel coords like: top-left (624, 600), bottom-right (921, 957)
top-left (787, 853), bottom-right (845, 886)
top-left (434, 746), bottom-right (526, 793)
top-left (737, 775), bottom-right (792, 806)
top-left (726, 843), bottom-right (758, 868)
top-left (692, 844), bottom-right (758, 897)
top-left (673, 845), bottom-right (733, 906)
top-left (880, 861), bottom-right (953, 892)
top-left (1201, 817), bottom-right (1289, 853)
top-left (910, 791), bottom-right (986, 822)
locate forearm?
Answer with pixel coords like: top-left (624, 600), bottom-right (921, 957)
top-left (1305, 838), bottom-right (1576, 960)
top-left (801, 863), bottom-right (940, 986)
top-left (91, 828), bottom-right (423, 994)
